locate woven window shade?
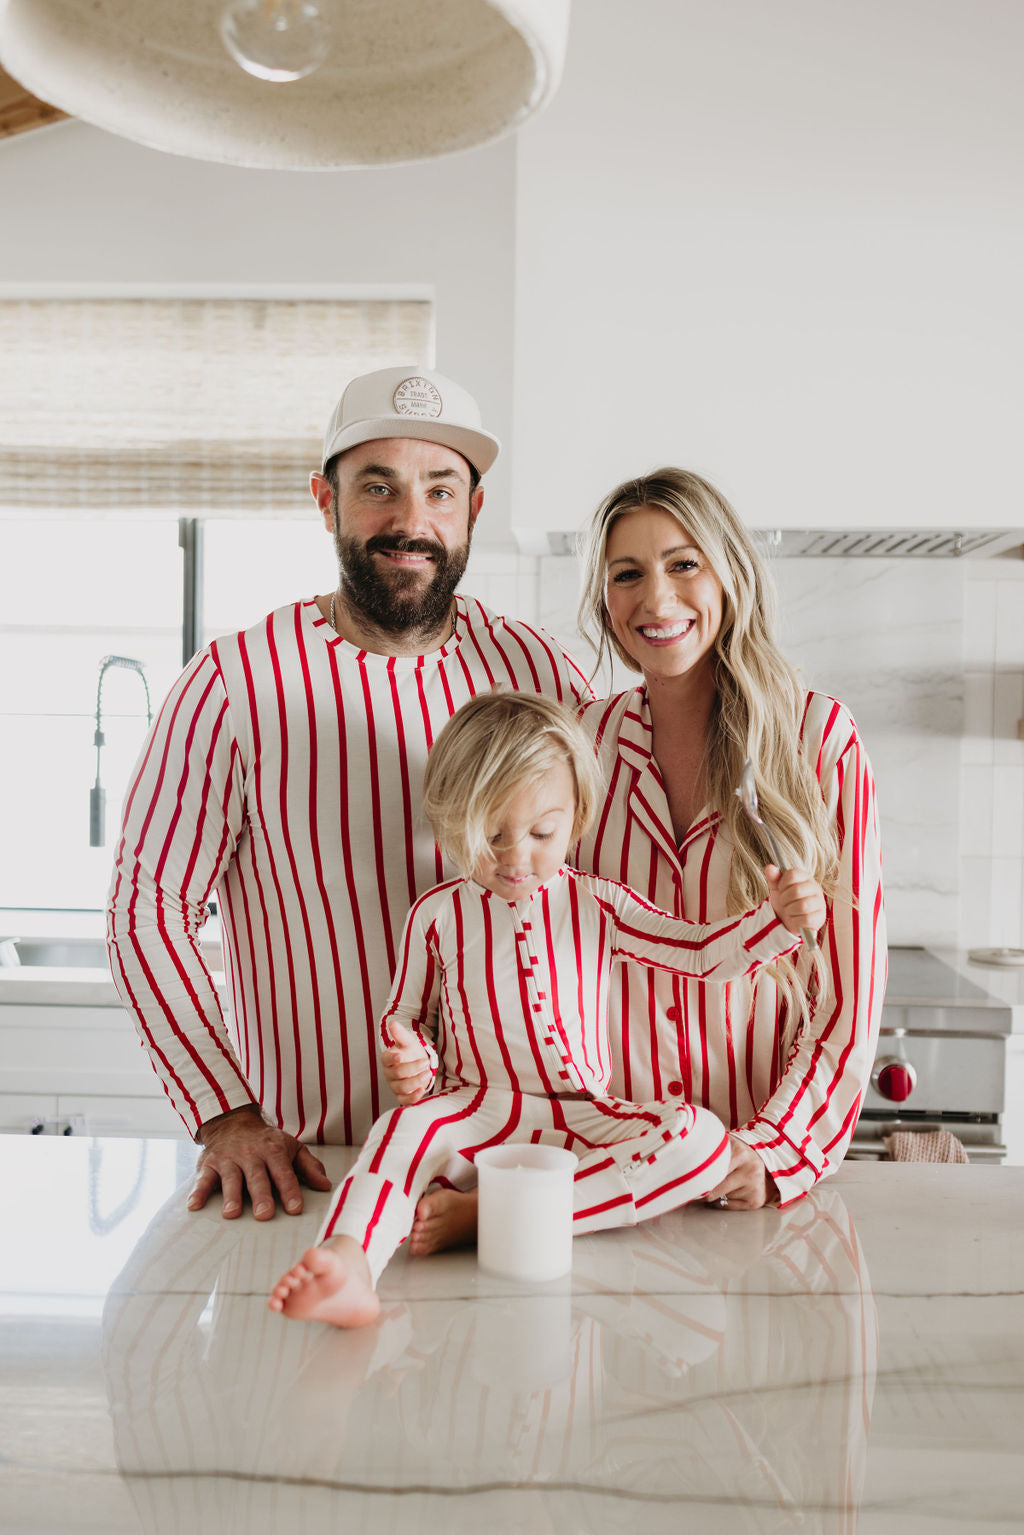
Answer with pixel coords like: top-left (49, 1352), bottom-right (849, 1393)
top-left (0, 297), bottom-right (433, 518)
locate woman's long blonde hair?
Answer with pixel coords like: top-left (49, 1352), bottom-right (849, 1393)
top-left (579, 468), bottom-right (841, 1020)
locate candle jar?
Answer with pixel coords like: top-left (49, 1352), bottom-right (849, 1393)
top-left (475, 1143), bottom-right (578, 1282)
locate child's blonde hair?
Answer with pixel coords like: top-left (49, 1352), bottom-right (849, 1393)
top-left (423, 691), bottom-right (603, 876)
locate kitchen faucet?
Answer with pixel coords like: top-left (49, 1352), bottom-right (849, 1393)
top-left (90, 655), bottom-right (152, 847)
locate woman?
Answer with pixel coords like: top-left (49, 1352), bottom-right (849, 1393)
top-left (574, 468), bottom-right (886, 1210)
top-left (410, 466), bottom-right (885, 1251)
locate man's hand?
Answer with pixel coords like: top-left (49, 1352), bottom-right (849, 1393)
top-left (381, 1021), bottom-right (433, 1105)
top-left (704, 1134), bottom-right (778, 1211)
top-left (188, 1105), bottom-right (332, 1220)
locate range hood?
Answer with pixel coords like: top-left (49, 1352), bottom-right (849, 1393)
top-left (751, 527), bottom-right (1024, 558)
top-left (538, 527), bottom-right (1024, 559)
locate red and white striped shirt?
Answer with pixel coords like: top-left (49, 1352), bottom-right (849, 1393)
top-left (575, 689), bottom-right (886, 1204)
top-left (380, 866), bottom-right (800, 1096)
top-left (106, 595), bottom-right (591, 1145)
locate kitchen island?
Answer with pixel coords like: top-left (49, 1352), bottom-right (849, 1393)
top-left (3, 1138), bottom-right (1022, 1534)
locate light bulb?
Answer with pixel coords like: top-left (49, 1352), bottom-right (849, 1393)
top-left (220, 0), bottom-right (329, 83)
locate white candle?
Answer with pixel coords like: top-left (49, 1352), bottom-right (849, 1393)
top-left (476, 1144), bottom-right (578, 1282)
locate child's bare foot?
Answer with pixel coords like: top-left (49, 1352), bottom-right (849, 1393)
top-left (268, 1238), bottom-right (380, 1328)
top-left (409, 1187), bottom-right (478, 1256)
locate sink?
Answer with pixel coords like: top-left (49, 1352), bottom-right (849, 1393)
top-left (0, 938), bottom-right (110, 968)
top-left (0, 935), bottom-right (224, 971)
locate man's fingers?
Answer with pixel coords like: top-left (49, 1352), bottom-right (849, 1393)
top-left (245, 1163), bottom-right (278, 1221)
top-left (219, 1164), bottom-right (244, 1219)
top-left (295, 1145), bottom-right (332, 1191)
top-left (187, 1163), bottom-right (220, 1211)
top-left (262, 1147), bottom-right (306, 1214)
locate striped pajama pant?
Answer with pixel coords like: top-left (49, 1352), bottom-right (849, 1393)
top-left (318, 1086), bottom-right (731, 1282)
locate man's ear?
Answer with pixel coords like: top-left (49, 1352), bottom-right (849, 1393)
top-left (468, 484), bottom-right (484, 533)
top-left (310, 471), bottom-right (334, 531)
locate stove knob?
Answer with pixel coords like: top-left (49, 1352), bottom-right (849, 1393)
top-left (872, 1056), bottom-right (916, 1102)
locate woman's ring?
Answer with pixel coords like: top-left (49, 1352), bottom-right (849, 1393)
top-left (717, 1195), bottom-right (729, 1208)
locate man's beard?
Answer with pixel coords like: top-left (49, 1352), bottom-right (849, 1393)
top-left (333, 528), bottom-right (471, 642)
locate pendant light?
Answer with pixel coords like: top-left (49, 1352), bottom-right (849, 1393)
top-left (0, 0), bottom-right (570, 169)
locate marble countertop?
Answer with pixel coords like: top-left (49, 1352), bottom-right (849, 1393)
top-left (3, 1138), bottom-right (1023, 1533)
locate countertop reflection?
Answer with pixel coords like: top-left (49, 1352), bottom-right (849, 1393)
top-left (3, 1140), bottom-right (1023, 1533)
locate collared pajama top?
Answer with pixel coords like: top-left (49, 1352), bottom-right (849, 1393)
top-left (576, 689), bottom-right (887, 1203)
top-left (107, 596), bottom-right (591, 1146)
top-left (380, 868), bottom-right (799, 1098)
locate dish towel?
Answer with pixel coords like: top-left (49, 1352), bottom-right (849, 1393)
top-left (882, 1129), bottom-right (970, 1163)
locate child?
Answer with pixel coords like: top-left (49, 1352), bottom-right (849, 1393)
top-left (269, 693), bottom-right (825, 1328)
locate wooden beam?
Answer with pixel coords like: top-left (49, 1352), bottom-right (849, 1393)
top-left (0, 61), bottom-right (68, 140)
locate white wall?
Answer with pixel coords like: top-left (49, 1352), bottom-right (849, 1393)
top-left (512, 0), bottom-right (1024, 544)
top-left (961, 560), bottom-right (1024, 952)
top-left (466, 546), bottom-right (1024, 955)
top-left (0, 116), bottom-right (519, 545)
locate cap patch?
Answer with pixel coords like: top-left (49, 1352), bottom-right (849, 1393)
top-left (392, 376), bottom-right (443, 419)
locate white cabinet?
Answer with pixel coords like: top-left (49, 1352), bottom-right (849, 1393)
top-left (0, 998), bottom-right (187, 1137)
top-left (56, 1093), bottom-right (183, 1137)
top-left (0, 1092), bottom-right (58, 1134)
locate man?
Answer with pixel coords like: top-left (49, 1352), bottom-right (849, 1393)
top-left (107, 366), bottom-right (591, 1221)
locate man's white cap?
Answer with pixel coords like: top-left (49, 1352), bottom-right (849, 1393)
top-left (321, 366), bottom-right (500, 477)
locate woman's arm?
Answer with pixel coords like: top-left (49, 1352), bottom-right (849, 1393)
top-left (731, 703), bottom-right (887, 1205)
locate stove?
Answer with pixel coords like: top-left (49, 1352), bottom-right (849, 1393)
top-left (849, 946), bottom-right (1015, 1162)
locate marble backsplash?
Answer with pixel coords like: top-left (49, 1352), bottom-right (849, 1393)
top-left (463, 547), bottom-right (1024, 952)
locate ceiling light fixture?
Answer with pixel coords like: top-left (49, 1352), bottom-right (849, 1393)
top-left (0, 0), bottom-right (571, 170)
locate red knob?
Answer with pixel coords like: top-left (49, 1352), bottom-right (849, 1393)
top-left (873, 1057), bottom-right (916, 1103)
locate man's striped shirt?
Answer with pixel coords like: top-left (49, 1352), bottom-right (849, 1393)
top-left (107, 595), bottom-right (591, 1145)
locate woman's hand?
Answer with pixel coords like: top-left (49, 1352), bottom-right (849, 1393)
top-left (381, 1021), bottom-right (434, 1105)
top-left (765, 864), bottom-right (826, 938)
top-left (704, 1135), bottom-right (777, 1210)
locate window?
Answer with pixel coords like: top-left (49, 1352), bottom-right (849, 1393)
top-left (0, 294), bottom-right (433, 912)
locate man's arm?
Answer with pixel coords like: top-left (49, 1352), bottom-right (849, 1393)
top-left (107, 649), bottom-right (251, 1127)
top-left (107, 647), bottom-right (330, 1217)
